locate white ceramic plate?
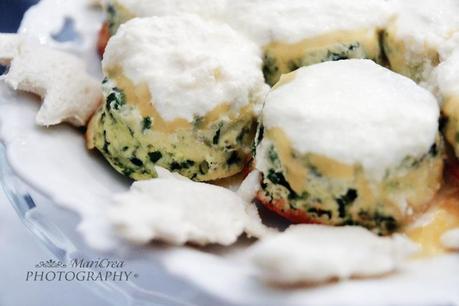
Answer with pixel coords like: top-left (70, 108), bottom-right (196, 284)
top-left (1, 1), bottom-right (459, 305)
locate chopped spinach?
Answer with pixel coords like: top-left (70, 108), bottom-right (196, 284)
top-left (122, 168), bottom-right (134, 177)
top-left (130, 157), bottom-right (144, 167)
top-left (236, 127), bottom-right (250, 145)
top-left (213, 127), bottom-right (221, 145)
top-left (307, 207), bottom-right (332, 219)
top-left (374, 213), bottom-right (398, 233)
top-left (148, 151), bottom-right (162, 163)
top-left (106, 87), bottom-right (125, 111)
top-left (266, 169), bottom-right (298, 198)
top-left (170, 162), bottom-right (182, 171)
top-left (102, 130), bottom-right (110, 154)
top-left (142, 117), bottom-right (152, 131)
top-left (287, 58), bottom-right (303, 71)
top-left (439, 116), bottom-right (447, 132)
top-left (268, 146), bottom-right (279, 164)
top-left (429, 143), bottom-right (438, 156)
top-left (199, 161), bottom-right (209, 175)
top-left (227, 151), bottom-right (241, 165)
top-left (170, 160), bottom-right (196, 171)
top-left (192, 115), bottom-right (204, 129)
top-left (322, 43), bottom-right (361, 62)
top-left (336, 189), bottom-right (358, 218)
top-left (262, 54), bottom-right (280, 86)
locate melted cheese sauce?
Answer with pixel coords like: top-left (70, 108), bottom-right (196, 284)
top-left (405, 181), bottom-right (459, 257)
top-left (106, 67), bottom-right (255, 134)
top-left (266, 128), bottom-right (356, 193)
top-left (264, 28), bottom-right (381, 81)
top-left (383, 22), bottom-right (440, 83)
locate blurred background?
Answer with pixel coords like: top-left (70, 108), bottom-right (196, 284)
top-left (0, 0), bottom-right (39, 33)
top-left (0, 1), bottom-right (109, 305)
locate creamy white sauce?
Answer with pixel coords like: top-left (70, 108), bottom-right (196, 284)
top-left (0, 34), bottom-right (102, 127)
top-left (261, 60), bottom-right (439, 182)
top-left (108, 171), bottom-right (268, 246)
top-left (115, 0), bottom-right (227, 20)
top-left (442, 228), bottom-right (459, 251)
top-left (391, 0), bottom-right (459, 54)
top-left (249, 224), bottom-right (417, 284)
top-left (225, 0), bottom-right (395, 46)
top-left (103, 14), bottom-right (267, 122)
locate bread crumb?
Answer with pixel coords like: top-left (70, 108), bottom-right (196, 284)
top-left (0, 34), bottom-right (102, 127)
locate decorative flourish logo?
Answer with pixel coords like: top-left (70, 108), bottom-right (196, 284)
top-left (34, 259), bottom-right (67, 268)
top-left (26, 258), bottom-right (138, 282)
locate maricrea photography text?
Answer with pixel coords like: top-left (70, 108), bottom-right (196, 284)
top-left (25, 258), bottom-right (138, 282)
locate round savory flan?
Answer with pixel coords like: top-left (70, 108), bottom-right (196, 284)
top-left (383, 0), bottom-right (459, 83)
top-left (87, 15), bottom-right (268, 181)
top-left (255, 60), bottom-right (443, 234)
top-left (106, 0), bottom-right (226, 35)
top-left (226, 0), bottom-right (394, 86)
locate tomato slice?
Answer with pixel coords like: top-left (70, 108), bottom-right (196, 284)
top-left (97, 22), bottom-right (110, 58)
top-left (256, 191), bottom-right (321, 224)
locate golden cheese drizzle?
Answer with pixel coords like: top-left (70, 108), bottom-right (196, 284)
top-left (443, 97), bottom-right (459, 120)
top-left (264, 28), bottom-right (381, 75)
top-left (106, 67), bottom-right (254, 133)
top-left (267, 128), bottom-right (308, 193)
top-left (271, 70), bottom-right (298, 90)
top-left (405, 182), bottom-right (459, 257)
top-left (384, 22), bottom-right (440, 81)
top-left (266, 128), bottom-right (399, 222)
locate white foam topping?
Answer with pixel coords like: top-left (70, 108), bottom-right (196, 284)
top-left (108, 169), bottom-right (269, 246)
top-left (115, 0), bottom-right (227, 20)
top-left (225, 0), bottom-right (395, 46)
top-left (441, 228), bottom-right (459, 251)
top-left (431, 48), bottom-right (459, 101)
top-left (249, 225), bottom-right (417, 284)
top-left (261, 60), bottom-right (439, 182)
top-left (0, 34), bottom-right (102, 127)
top-left (392, 0), bottom-right (459, 51)
top-left (103, 14), bottom-right (267, 122)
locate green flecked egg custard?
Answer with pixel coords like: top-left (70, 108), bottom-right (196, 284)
top-left (382, 0), bottom-right (459, 83)
top-left (87, 15), bottom-right (267, 181)
top-left (225, 0), bottom-right (395, 86)
top-left (255, 60), bottom-right (444, 234)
